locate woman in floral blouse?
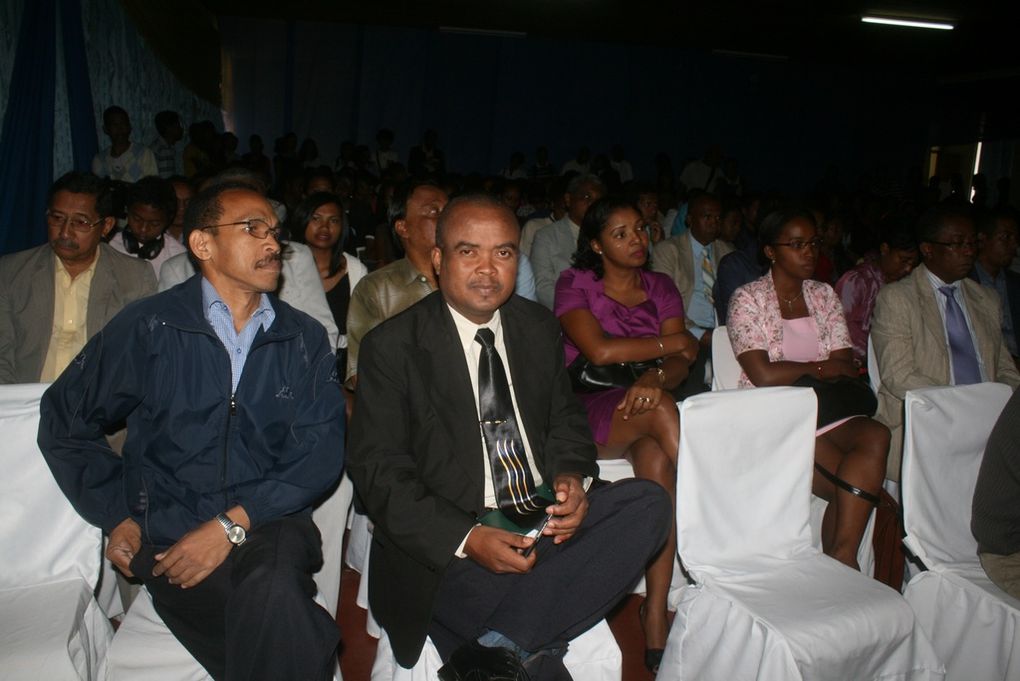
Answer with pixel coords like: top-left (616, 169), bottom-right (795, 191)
top-left (727, 207), bottom-right (889, 570)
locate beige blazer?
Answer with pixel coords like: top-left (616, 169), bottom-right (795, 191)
top-left (871, 263), bottom-right (1020, 479)
top-left (651, 230), bottom-right (733, 329)
top-left (0, 242), bottom-right (157, 383)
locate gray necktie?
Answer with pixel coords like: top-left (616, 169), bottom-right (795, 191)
top-left (939, 285), bottom-right (981, 385)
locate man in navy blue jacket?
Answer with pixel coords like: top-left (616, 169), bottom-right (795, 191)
top-left (39, 182), bottom-right (345, 681)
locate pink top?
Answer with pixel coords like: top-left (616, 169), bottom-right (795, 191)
top-left (782, 317), bottom-right (822, 362)
top-left (727, 272), bottom-right (852, 388)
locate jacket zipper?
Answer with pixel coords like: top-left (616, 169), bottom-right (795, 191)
top-left (221, 391), bottom-right (236, 498)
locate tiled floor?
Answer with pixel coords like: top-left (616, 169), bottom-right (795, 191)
top-left (336, 566), bottom-right (658, 681)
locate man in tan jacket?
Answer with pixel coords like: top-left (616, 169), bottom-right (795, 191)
top-left (871, 203), bottom-right (1020, 480)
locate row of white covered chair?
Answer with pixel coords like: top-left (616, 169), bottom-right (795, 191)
top-left (712, 325), bottom-right (1020, 680)
top-left (0, 382), bottom-right (350, 681)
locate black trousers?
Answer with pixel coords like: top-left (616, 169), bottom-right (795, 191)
top-left (131, 515), bottom-right (339, 681)
top-left (428, 478), bottom-right (671, 680)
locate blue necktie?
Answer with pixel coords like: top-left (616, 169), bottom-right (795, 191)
top-left (939, 286), bottom-right (981, 385)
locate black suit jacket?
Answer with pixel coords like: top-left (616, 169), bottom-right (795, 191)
top-left (969, 266), bottom-right (1020, 356)
top-left (347, 292), bottom-right (598, 666)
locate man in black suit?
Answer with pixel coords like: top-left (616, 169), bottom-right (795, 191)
top-left (971, 206), bottom-right (1020, 367)
top-left (348, 195), bottom-right (671, 680)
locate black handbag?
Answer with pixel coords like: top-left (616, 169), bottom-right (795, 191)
top-left (792, 374), bottom-right (878, 427)
top-left (567, 354), bottom-right (662, 394)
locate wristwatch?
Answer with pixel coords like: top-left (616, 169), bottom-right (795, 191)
top-left (216, 513), bottom-right (247, 546)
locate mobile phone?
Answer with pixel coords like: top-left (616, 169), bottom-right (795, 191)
top-left (522, 514), bottom-right (552, 557)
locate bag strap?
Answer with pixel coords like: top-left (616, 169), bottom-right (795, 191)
top-left (814, 463), bottom-right (884, 507)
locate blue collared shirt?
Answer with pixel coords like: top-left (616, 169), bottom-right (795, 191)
top-left (201, 278), bottom-right (276, 393)
top-left (687, 237), bottom-right (716, 334)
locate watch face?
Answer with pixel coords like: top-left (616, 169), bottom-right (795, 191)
top-left (227, 525), bottom-right (246, 545)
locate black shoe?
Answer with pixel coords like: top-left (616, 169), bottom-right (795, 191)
top-left (438, 641), bottom-right (531, 681)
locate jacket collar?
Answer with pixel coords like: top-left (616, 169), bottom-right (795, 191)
top-left (159, 273), bottom-right (303, 341)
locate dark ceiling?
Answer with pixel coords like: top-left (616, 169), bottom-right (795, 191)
top-left (200, 0), bottom-right (1016, 80)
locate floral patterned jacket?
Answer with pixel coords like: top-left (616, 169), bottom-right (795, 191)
top-left (727, 272), bottom-right (852, 387)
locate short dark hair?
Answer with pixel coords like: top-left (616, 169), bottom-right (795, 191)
top-left (976, 206), bottom-right (1020, 237)
top-left (286, 192), bottom-right (346, 276)
top-left (124, 176), bottom-right (178, 224)
top-left (881, 224), bottom-right (918, 252)
top-left (758, 207), bottom-right (817, 265)
top-left (182, 182), bottom-right (260, 254)
top-left (435, 194), bottom-right (515, 251)
top-left (388, 179), bottom-right (442, 228)
top-left (205, 166), bottom-right (269, 194)
top-left (916, 203), bottom-right (975, 244)
top-left (572, 196), bottom-right (645, 279)
top-left (154, 110), bottom-right (180, 136)
top-left (48, 171), bottom-right (115, 218)
top-left (102, 105), bottom-right (128, 127)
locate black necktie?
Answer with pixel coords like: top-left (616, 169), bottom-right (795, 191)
top-left (475, 328), bottom-right (545, 525)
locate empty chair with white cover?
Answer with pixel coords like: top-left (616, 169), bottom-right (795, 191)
top-left (107, 476), bottom-right (351, 681)
top-left (901, 383), bottom-right (1020, 681)
top-left (658, 386), bottom-right (943, 681)
top-left (0, 383), bottom-right (113, 681)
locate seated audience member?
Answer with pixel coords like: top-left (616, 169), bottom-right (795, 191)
top-left (561, 146), bottom-right (592, 176)
top-left (972, 388), bottom-right (1020, 598)
top-left (531, 145), bottom-right (555, 179)
top-left (834, 226), bottom-right (918, 365)
top-left (167, 176), bottom-right (195, 243)
top-left (610, 145), bottom-right (634, 184)
top-left (287, 192), bottom-right (368, 372)
top-left (728, 208), bottom-right (890, 569)
top-left (109, 176), bottom-right (188, 276)
top-left (555, 197), bottom-right (698, 672)
top-left (678, 145), bottom-right (722, 195)
top-left (713, 247), bottom-right (766, 325)
top-left (150, 110), bottom-right (183, 178)
top-left (531, 174), bottom-right (605, 308)
top-left (872, 204), bottom-right (1020, 479)
top-left (971, 207), bottom-right (1020, 364)
top-left (813, 211), bottom-right (854, 284)
top-left (652, 193), bottom-right (732, 376)
top-left (39, 182), bottom-right (345, 680)
top-left (630, 182), bottom-right (665, 245)
top-left (242, 134), bottom-right (273, 180)
top-left (0, 171), bottom-right (156, 384)
top-left (718, 199), bottom-right (743, 247)
top-left (92, 106), bottom-right (159, 182)
top-left (346, 181), bottom-right (449, 388)
top-left (408, 129), bottom-right (445, 178)
top-left (498, 180), bottom-right (524, 220)
top-left (303, 167), bottom-right (335, 198)
top-left (348, 194), bottom-right (670, 681)
top-left (158, 169), bottom-right (339, 348)
top-left (500, 151), bottom-right (528, 180)
top-left (520, 178), bottom-right (567, 257)
top-left (370, 128), bottom-right (399, 176)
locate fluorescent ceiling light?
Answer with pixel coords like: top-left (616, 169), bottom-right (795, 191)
top-left (861, 16), bottom-right (954, 30)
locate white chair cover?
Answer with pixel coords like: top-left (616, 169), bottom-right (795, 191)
top-left (659, 387), bottom-right (944, 681)
top-left (901, 383), bottom-right (1020, 681)
top-left (711, 324), bottom-right (741, 390)
top-left (0, 383), bottom-right (113, 681)
top-left (712, 332), bottom-right (876, 572)
top-left (370, 620), bottom-right (621, 681)
top-left (108, 470), bottom-right (352, 680)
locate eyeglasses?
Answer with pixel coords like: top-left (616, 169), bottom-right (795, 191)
top-left (773, 238), bottom-right (823, 251)
top-left (45, 210), bottom-right (103, 233)
top-left (928, 239), bottom-right (977, 252)
top-left (199, 218), bottom-right (286, 244)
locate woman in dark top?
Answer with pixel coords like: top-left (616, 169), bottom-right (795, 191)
top-left (287, 192), bottom-right (367, 371)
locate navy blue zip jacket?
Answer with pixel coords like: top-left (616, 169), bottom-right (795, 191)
top-left (38, 274), bottom-right (345, 546)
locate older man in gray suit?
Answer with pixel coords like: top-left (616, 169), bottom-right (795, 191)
top-left (872, 203), bottom-right (1020, 480)
top-left (531, 174), bottom-right (604, 308)
top-left (0, 172), bottom-right (156, 384)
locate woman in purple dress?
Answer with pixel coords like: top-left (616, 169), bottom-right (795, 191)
top-left (554, 197), bottom-right (698, 673)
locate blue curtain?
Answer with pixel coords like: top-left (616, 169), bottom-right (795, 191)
top-left (60, 0), bottom-right (98, 171)
top-left (0, 0), bottom-right (57, 256)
